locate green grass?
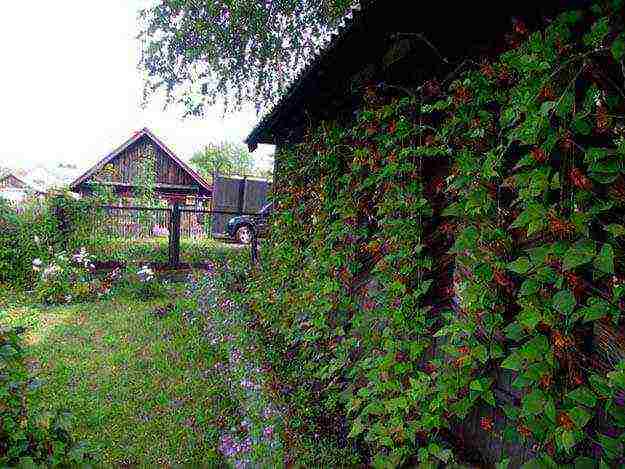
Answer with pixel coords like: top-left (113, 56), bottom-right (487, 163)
top-left (0, 286), bottom-right (227, 466)
top-left (87, 237), bottom-right (243, 265)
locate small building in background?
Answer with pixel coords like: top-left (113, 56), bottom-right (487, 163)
top-left (70, 128), bottom-right (212, 207)
top-left (210, 175), bottom-right (271, 238)
top-left (0, 170), bottom-right (45, 205)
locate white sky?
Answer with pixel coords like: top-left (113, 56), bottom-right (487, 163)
top-left (0, 1), bottom-right (274, 174)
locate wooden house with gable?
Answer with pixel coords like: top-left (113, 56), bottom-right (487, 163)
top-left (70, 128), bottom-right (212, 206)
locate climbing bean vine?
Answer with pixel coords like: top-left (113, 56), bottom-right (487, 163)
top-left (247, 1), bottom-right (625, 466)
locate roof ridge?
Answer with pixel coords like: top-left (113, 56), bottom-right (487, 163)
top-left (69, 129), bottom-right (212, 194)
top-left (246, 0), bottom-right (372, 149)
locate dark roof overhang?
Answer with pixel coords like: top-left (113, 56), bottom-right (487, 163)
top-left (246, 0), bottom-right (589, 150)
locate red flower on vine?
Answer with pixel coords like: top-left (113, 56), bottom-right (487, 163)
top-left (564, 271), bottom-right (585, 298)
top-left (480, 416), bottom-right (494, 432)
top-left (548, 214), bottom-right (576, 239)
top-left (388, 120), bottom-right (397, 134)
top-left (552, 330), bottom-right (573, 350)
top-left (512, 18), bottom-right (528, 36)
top-left (557, 412), bottom-right (575, 430)
top-left (555, 38), bottom-right (569, 55)
top-left (395, 351), bottom-right (408, 363)
top-left (570, 168), bottom-right (592, 191)
top-left (366, 124), bottom-right (379, 136)
top-left (596, 104), bottom-right (610, 134)
top-left (539, 374), bottom-right (553, 389)
top-left (363, 298), bottom-right (376, 311)
top-left (531, 148), bottom-right (548, 164)
top-left (538, 86), bottom-right (556, 102)
top-left (423, 79), bottom-right (441, 98)
top-left (494, 269), bottom-right (514, 293)
top-left (453, 86), bottom-right (472, 106)
top-left (454, 346), bottom-right (471, 368)
top-left (480, 62), bottom-right (496, 80)
top-left (517, 424), bottom-right (532, 438)
top-left (498, 66), bottom-right (512, 85)
top-left (570, 370), bottom-right (584, 387)
top-left (429, 176), bottom-right (446, 194)
top-left (483, 181), bottom-right (498, 199)
top-left (439, 222), bottom-right (455, 237)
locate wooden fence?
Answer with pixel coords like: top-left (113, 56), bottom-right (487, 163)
top-left (91, 204), bottom-right (261, 266)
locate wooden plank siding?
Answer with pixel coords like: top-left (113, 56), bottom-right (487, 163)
top-left (90, 137), bottom-right (194, 189)
top-left (0, 174), bottom-right (28, 190)
top-left (71, 129), bottom-right (212, 203)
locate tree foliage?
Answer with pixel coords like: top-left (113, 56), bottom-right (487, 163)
top-left (138, 0), bottom-right (356, 114)
top-left (190, 142), bottom-right (256, 178)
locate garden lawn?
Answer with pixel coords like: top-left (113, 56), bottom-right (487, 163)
top-left (87, 237), bottom-right (242, 265)
top-left (0, 287), bottom-right (227, 466)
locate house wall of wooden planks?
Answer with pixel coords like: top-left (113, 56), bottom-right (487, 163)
top-left (73, 134), bottom-right (212, 207)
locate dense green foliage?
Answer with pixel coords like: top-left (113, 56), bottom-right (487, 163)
top-left (190, 141), bottom-right (256, 179)
top-left (0, 317), bottom-right (86, 465)
top-left (247, 2), bottom-right (625, 466)
top-left (139, 0), bottom-right (355, 112)
top-left (0, 194), bottom-right (94, 287)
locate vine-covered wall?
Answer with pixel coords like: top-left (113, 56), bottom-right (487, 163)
top-left (248, 1), bottom-right (625, 466)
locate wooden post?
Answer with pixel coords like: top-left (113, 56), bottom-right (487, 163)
top-left (237, 177), bottom-right (246, 215)
top-left (169, 202), bottom-right (181, 266)
top-left (250, 227), bottom-right (259, 267)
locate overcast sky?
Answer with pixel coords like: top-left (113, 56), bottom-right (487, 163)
top-left (0, 1), bottom-right (274, 173)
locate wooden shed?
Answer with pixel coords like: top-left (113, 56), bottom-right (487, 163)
top-left (70, 128), bottom-right (212, 205)
top-left (0, 170), bottom-right (44, 205)
top-left (243, 1), bottom-right (609, 466)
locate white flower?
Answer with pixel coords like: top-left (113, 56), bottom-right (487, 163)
top-left (137, 265), bottom-right (155, 282)
top-left (32, 258), bottom-right (43, 267)
top-left (42, 264), bottom-right (61, 279)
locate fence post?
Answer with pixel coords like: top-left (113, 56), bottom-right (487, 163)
top-left (169, 202), bottom-right (181, 266)
top-left (250, 227), bottom-right (259, 267)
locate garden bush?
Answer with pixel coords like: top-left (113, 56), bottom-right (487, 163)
top-left (0, 193), bottom-right (95, 287)
top-left (0, 322), bottom-right (86, 465)
top-left (246, 1), bottom-right (625, 466)
top-left (31, 247), bottom-right (116, 305)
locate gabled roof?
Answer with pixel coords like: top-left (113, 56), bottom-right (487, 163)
top-left (0, 171), bottom-right (44, 193)
top-left (246, 2), bottom-right (370, 150)
top-left (70, 128), bottom-right (212, 193)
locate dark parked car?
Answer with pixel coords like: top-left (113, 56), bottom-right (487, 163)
top-left (226, 203), bottom-right (273, 244)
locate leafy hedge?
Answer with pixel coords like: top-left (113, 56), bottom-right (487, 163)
top-left (0, 323), bottom-right (86, 465)
top-left (0, 194), bottom-right (95, 287)
top-left (247, 1), bottom-right (625, 466)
